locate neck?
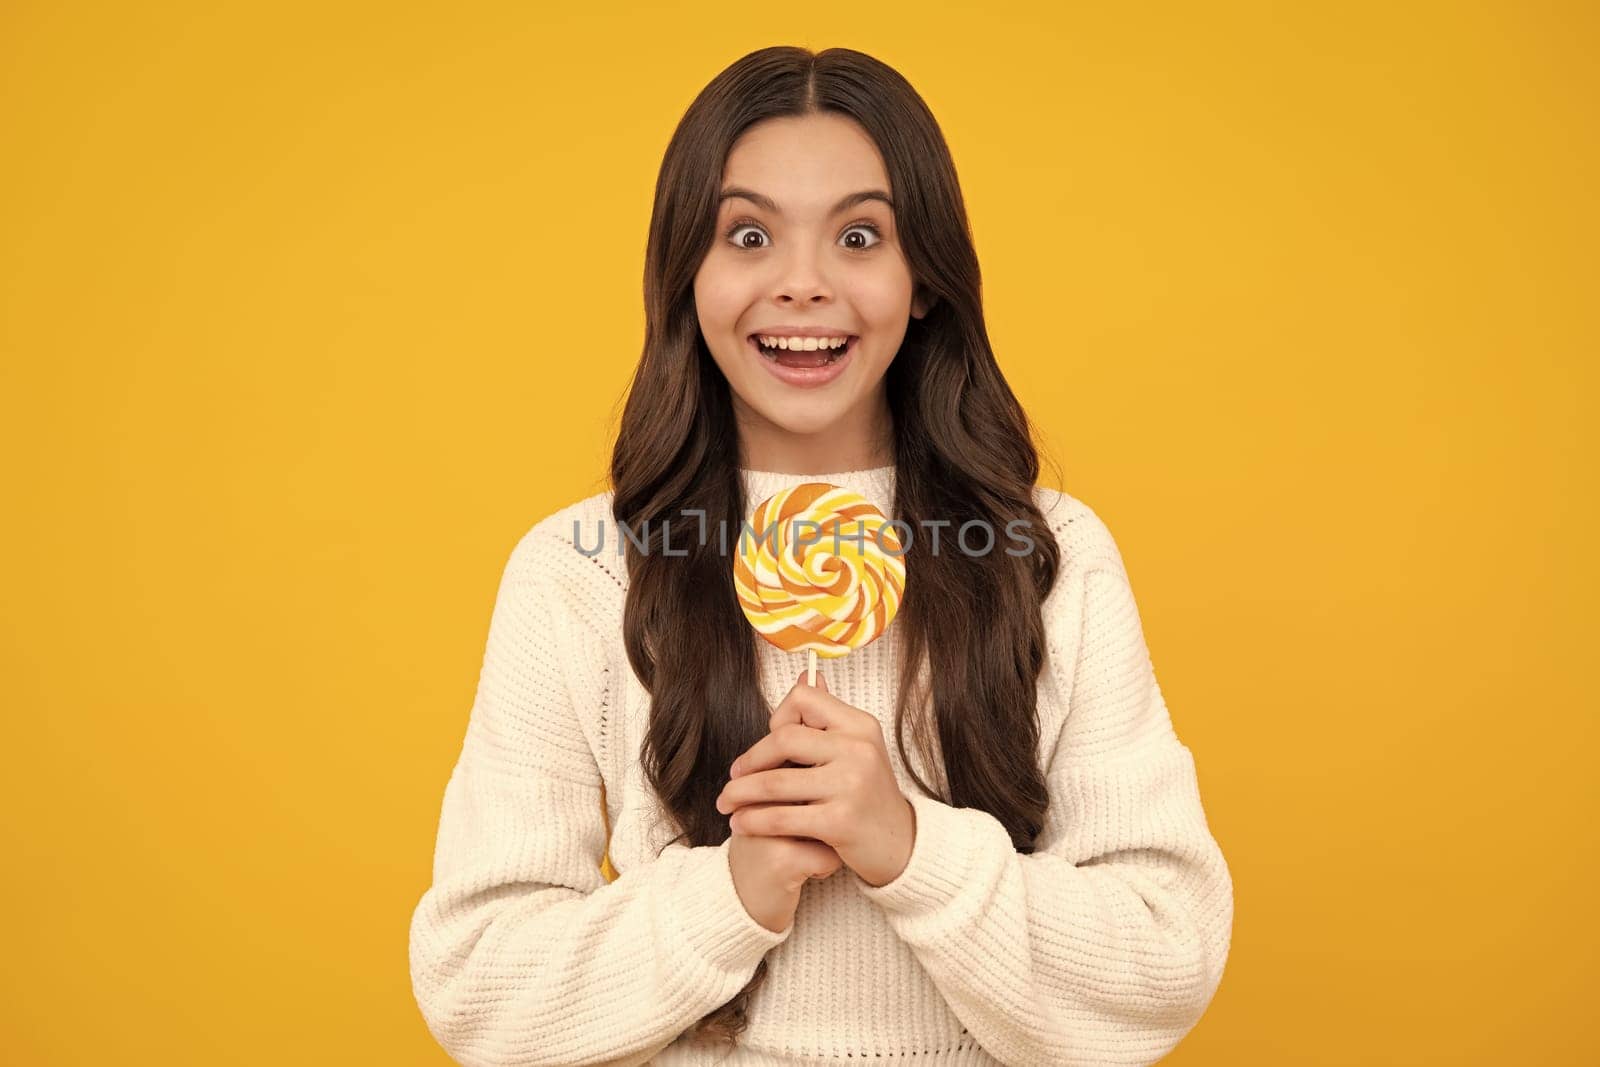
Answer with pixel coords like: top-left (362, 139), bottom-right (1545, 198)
top-left (738, 445), bottom-right (894, 476)
top-left (739, 462), bottom-right (898, 515)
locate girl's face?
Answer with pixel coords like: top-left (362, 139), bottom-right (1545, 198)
top-left (694, 112), bottom-right (931, 469)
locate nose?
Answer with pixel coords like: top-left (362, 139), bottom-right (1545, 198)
top-left (772, 243), bottom-right (833, 306)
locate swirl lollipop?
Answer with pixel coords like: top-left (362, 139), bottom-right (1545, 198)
top-left (733, 481), bottom-right (906, 685)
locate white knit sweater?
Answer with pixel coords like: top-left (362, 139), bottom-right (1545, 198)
top-left (409, 464), bottom-right (1234, 1067)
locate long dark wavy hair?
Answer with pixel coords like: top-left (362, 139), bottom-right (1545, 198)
top-left (608, 45), bottom-right (1065, 1049)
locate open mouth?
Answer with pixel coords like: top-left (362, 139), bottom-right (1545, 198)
top-left (747, 334), bottom-right (858, 367)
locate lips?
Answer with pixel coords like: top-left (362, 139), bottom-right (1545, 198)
top-left (746, 333), bottom-right (858, 388)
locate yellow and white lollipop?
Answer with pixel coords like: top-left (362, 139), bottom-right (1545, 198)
top-left (734, 481), bottom-right (906, 684)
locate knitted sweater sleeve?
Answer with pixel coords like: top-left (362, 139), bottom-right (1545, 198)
top-left (854, 506), bottom-right (1235, 1066)
top-left (408, 527), bottom-right (790, 1067)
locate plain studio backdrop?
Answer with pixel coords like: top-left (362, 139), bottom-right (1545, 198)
top-left (1, 2), bottom-right (1593, 1064)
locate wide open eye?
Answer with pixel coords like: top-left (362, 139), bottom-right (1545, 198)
top-left (724, 218), bottom-right (884, 253)
top-left (727, 222), bottom-right (769, 250)
top-left (841, 223), bottom-right (883, 250)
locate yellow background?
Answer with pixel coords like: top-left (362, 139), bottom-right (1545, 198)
top-left (2, 1), bottom-right (1593, 1063)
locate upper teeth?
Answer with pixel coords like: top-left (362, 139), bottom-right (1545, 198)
top-left (757, 335), bottom-right (850, 351)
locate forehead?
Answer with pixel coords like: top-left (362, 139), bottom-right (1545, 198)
top-left (721, 113), bottom-right (890, 213)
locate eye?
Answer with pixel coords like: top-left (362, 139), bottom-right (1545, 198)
top-left (726, 221), bottom-right (769, 250)
top-left (722, 218), bottom-right (886, 252)
top-left (840, 222), bottom-right (883, 251)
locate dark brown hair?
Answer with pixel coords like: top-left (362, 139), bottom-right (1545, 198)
top-left (609, 45), bottom-right (1064, 1048)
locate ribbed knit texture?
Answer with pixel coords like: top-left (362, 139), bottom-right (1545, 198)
top-left (408, 464), bottom-right (1234, 1066)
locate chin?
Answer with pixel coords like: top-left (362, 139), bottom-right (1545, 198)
top-left (752, 402), bottom-right (849, 439)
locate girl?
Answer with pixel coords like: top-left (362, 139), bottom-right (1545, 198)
top-left (410, 46), bottom-right (1233, 1066)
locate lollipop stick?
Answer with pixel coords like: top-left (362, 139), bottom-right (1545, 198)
top-left (807, 649), bottom-right (816, 687)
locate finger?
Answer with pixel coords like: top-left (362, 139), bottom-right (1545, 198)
top-left (725, 799), bottom-right (788, 835)
top-left (790, 688), bottom-right (868, 737)
top-left (717, 766), bottom-right (825, 813)
top-left (731, 723), bottom-right (835, 778)
top-left (730, 800), bottom-right (823, 840)
top-left (772, 679), bottom-right (859, 737)
top-left (791, 838), bottom-right (844, 880)
top-left (769, 668), bottom-right (826, 732)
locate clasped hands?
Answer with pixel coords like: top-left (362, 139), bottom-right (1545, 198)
top-left (716, 669), bottom-right (916, 888)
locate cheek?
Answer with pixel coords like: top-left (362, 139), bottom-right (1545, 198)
top-left (694, 259), bottom-right (764, 337)
top-left (692, 261), bottom-right (734, 325)
top-left (846, 269), bottom-right (915, 371)
top-left (692, 264), bottom-right (754, 383)
top-left (850, 266), bottom-right (916, 326)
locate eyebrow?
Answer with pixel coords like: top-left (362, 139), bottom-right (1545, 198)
top-left (717, 186), bottom-right (894, 216)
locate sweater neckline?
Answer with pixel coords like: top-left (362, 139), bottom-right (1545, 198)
top-left (739, 463), bottom-right (897, 511)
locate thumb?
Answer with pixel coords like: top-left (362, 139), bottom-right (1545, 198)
top-left (796, 667), bottom-right (829, 693)
top-left (773, 666), bottom-right (828, 733)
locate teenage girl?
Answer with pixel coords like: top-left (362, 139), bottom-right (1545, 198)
top-left (410, 45), bottom-right (1234, 1067)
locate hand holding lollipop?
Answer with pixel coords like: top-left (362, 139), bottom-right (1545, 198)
top-left (721, 482), bottom-right (917, 887)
